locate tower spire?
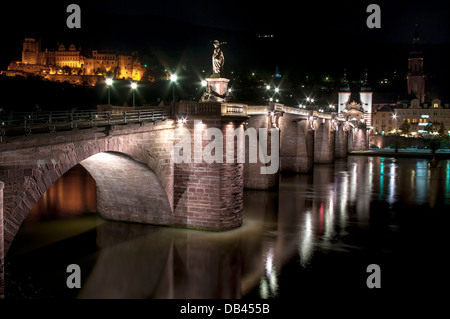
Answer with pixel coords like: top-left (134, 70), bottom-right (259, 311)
top-left (413, 24), bottom-right (420, 44)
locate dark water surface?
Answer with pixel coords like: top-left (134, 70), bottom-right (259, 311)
top-left (5, 156), bottom-right (450, 301)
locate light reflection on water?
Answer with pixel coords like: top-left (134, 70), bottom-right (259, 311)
top-left (5, 156), bottom-right (450, 299)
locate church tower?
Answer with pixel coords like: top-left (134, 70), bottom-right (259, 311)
top-left (338, 69), bottom-right (351, 114)
top-left (407, 25), bottom-right (425, 103)
top-left (360, 70), bottom-right (373, 127)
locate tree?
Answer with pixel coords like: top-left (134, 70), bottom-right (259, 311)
top-left (428, 138), bottom-right (440, 154)
top-left (61, 65), bottom-right (72, 75)
top-left (438, 122), bottom-right (446, 140)
top-left (399, 119), bottom-right (410, 136)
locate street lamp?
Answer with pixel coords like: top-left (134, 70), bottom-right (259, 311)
top-left (170, 74), bottom-right (178, 104)
top-left (106, 78), bottom-right (113, 105)
top-left (392, 114), bottom-right (398, 132)
top-left (131, 82), bottom-right (137, 107)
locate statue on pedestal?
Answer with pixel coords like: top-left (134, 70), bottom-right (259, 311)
top-left (212, 40), bottom-right (224, 77)
top-left (201, 40), bottom-right (230, 102)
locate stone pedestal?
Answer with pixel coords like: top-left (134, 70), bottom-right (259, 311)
top-left (201, 77), bottom-right (230, 102)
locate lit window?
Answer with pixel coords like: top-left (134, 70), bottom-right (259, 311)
top-left (434, 103), bottom-right (438, 108)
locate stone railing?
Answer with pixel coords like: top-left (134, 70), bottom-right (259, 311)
top-left (221, 103), bottom-right (247, 116)
top-left (177, 102), bottom-right (248, 117)
top-left (0, 108), bottom-right (170, 137)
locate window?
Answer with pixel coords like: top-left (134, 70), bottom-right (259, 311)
top-left (389, 120), bottom-right (392, 124)
top-left (382, 113), bottom-right (386, 118)
top-left (382, 120), bottom-right (385, 124)
top-left (434, 103), bottom-right (438, 108)
top-left (376, 119), bottom-right (379, 124)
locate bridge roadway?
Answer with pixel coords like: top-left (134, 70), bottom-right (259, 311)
top-left (0, 102), bottom-right (369, 296)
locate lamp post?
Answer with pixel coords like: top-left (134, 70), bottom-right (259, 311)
top-left (106, 78), bottom-right (113, 105)
top-left (392, 114), bottom-right (398, 132)
top-left (131, 82), bottom-right (137, 107)
top-left (201, 79), bottom-right (207, 95)
top-left (170, 74), bottom-right (178, 104)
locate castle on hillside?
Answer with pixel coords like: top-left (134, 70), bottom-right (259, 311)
top-left (1, 38), bottom-right (146, 86)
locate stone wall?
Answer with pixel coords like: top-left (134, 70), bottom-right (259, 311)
top-left (369, 135), bottom-right (430, 149)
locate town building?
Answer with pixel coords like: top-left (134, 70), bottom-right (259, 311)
top-left (371, 26), bottom-right (450, 137)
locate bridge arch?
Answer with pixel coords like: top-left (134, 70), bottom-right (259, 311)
top-left (0, 123), bottom-right (175, 255)
top-left (80, 152), bottom-right (172, 224)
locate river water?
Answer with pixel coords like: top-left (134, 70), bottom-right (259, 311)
top-left (4, 156), bottom-right (450, 300)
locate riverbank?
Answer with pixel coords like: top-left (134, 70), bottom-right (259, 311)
top-left (350, 150), bottom-right (450, 159)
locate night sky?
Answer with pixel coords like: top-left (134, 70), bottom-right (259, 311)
top-left (0, 0), bottom-right (449, 97)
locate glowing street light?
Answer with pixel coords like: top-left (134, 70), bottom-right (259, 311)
top-left (392, 114), bottom-right (398, 131)
top-left (275, 87), bottom-right (280, 93)
top-left (131, 82), bottom-right (137, 107)
top-left (201, 80), bottom-right (207, 87)
top-left (170, 74), bottom-right (178, 104)
top-left (106, 78), bottom-right (113, 104)
top-left (266, 85), bottom-right (271, 90)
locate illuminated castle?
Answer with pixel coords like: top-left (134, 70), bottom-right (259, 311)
top-left (3, 38), bottom-right (146, 85)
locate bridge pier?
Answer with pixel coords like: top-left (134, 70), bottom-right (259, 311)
top-left (279, 114), bottom-right (314, 173)
top-left (314, 118), bottom-right (335, 164)
top-left (172, 114), bottom-right (246, 230)
top-left (243, 114), bottom-right (279, 189)
top-left (335, 123), bottom-right (348, 157)
top-left (348, 127), bottom-right (369, 152)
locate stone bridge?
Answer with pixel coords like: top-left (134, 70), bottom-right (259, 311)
top-left (0, 102), bottom-right (369, 294)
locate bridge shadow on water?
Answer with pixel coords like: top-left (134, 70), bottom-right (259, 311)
top-left (3, 156), bottom-right (450, 304)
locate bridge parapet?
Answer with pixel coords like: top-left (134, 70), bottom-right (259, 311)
top-left (0, 108), bottom-right (170, 137)
top-left (177, 102), bottom-right (247, 117)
